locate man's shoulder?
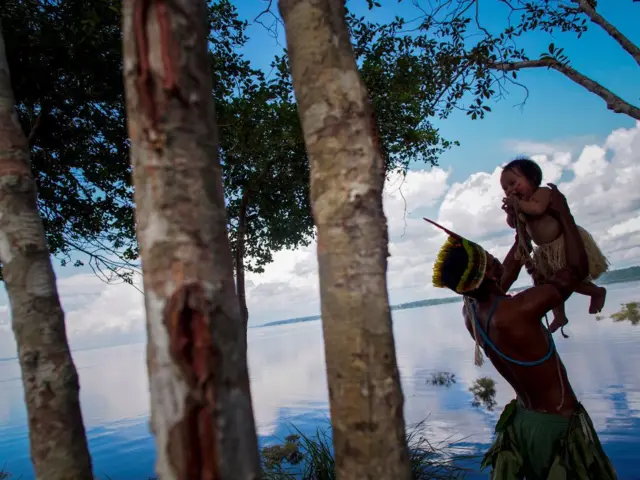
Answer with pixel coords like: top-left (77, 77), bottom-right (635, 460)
top-left (494, 290), bottom-right (538, 324)
top-left (496, 285), bottom-right (560, 325)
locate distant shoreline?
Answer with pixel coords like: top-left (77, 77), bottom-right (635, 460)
top-left (254, 266), bottom-right (640, 329)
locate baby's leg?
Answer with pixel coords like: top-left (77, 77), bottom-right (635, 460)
top-left (549, 304), bottom-right (569, 334)
top-left (575, 282), bottom-right (607, 314)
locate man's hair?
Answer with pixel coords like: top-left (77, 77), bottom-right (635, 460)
top-left (439, 245), bottom-right (471, 292)
top-left (503, 157), bottom-right (543, 188)
top-left (432, 236), bottom-right (487, 294)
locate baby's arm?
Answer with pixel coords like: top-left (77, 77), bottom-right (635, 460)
top-left (517, 187), bottom-right (552, 216)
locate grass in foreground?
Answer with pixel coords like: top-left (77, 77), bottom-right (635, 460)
top-left (260, 421), bottom-right (477, 479)
top-left (2, 421), bottom-right (478, 480)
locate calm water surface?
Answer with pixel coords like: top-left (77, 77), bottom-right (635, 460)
top-left (1, 282), bottom-right (639, 478)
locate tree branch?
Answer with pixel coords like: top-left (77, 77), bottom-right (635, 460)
top-left (491, 58), bottom-right (640, 121)
top-left (27, 110), bottom-right (44, 146)
top-left (573, 0), bottom-right (640, 67)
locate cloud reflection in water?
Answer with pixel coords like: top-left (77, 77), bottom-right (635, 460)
top-left (0, 282), bottom-right (639, 478)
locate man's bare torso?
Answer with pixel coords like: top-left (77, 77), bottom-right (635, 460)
top-left (463, 294), bottom-right (577, 417)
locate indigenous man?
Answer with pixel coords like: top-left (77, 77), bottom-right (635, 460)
top-left (426, 184), bottom-right (617, 479)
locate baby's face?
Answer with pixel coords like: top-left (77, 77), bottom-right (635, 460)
top-left (500, 168), bottom-right (533, 200)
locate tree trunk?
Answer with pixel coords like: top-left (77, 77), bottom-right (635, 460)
top-left (235, 159), bottom-right (275, 341)
top-left (0, 23), bottom-right (93, 480)
top-left (279, 1), bottom-right (412, 479)
top-left (121, 1), bottom-right (260, 479)
top-left (236, 187), bottom-right (250, 335)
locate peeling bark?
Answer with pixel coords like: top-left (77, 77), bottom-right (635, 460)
top-left (279, 0), bottom-right (412, 478)
top-left (0, 22), bottom-right (93, 480)
top-left (121, 1), bottom-right (260, 479)
top-left (492, 58), bottom-right (640, 121)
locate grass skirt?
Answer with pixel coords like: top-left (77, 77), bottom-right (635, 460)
top-left (532, 226), bottom-right (610, 282)
top-left (481, 399), bottom-right (618, 479)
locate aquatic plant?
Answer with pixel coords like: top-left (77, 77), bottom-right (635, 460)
top-left (610, 302), bottom-right (640, 325)
top-left (428, 371), bottom-right (457, 387)
top-left (469, 377), bottom-right (497, 411)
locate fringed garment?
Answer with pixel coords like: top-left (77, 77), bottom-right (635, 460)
top-left (532, 226), bottom-right (610, 282)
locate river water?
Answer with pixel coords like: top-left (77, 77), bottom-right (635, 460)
top-left (1, 281), bottom-right (639, 478)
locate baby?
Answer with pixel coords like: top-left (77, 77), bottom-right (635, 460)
top-left (500, 157), bottom-right (609, 333)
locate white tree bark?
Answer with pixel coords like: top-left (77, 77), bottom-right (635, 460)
top-left (279, 0), bottom-right (412, 478)
top-left (0, 22), bottom-right (93, 480)
top-left (121, 0), bottom-right (260, 478)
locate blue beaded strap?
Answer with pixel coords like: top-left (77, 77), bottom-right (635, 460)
top-left (471, 299), bottom-right (555, 367)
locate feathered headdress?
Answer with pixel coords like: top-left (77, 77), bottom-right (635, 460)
top-left (425, 218), bottom-right (488, 294)
top-left (425, 218), bottom-right (488, 366)
top-left (424, 218), bottom-right (487, 294)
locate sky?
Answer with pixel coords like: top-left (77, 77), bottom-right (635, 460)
top-left (0, 0), bottom-right (639, 356)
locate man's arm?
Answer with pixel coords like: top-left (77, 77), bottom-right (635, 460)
top-left (513, 184), bottom-right (588, 320)
top-left (499, 236), bottom-right (523, 292)
top-left (512, 271), bottom-right (575, 323)
top-left (502, 196), bottom-right (517, 228)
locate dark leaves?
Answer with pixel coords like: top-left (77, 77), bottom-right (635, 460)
top-left (1, 0), bottom-right (252, 279)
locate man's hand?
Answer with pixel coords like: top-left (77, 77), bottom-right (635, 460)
top-left (546, 183), bottom-right (571, 220)
top-left (502, 196), bottom-right (519, 229)
top-left (502, 195), bottom-right (519, 213)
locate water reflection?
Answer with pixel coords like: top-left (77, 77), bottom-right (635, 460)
top-left (609, 300), bottom-right (640, 325)
top-left (0, 282), bottom-right (639, 478)
top-left (468, 377), bottom-right (497, 412)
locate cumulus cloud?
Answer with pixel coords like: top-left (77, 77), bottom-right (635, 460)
top-left (1, 122), bottom-right (639, 354)
top-left (246, 121), bottom-right (640, 325)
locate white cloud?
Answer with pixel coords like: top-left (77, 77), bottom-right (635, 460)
top-left (1, 122), bottom-right (640, 354)
top-left (246, 121), bottom-right (640, 325)
top-left (503, 134), bottom-right (600, 157)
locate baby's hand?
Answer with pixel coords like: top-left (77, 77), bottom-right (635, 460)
top-left (502, 195), bottom-right (519, 211)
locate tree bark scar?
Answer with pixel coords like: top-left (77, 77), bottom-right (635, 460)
top-left (134, 0), bottom-right (155, 124)
top-left (165, 283), bottom-right (219, 480)
top-left (133, 0), bottom-right (181, 134)
top-left (154, 0), bottom-right (178, 92)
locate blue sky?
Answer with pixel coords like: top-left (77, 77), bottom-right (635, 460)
top-left (47, 0), bottom-right (637, 281)
top-left (236, 0), bottom-right (638, 182)
top-left (1, 0), bottom-right (639, 351)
